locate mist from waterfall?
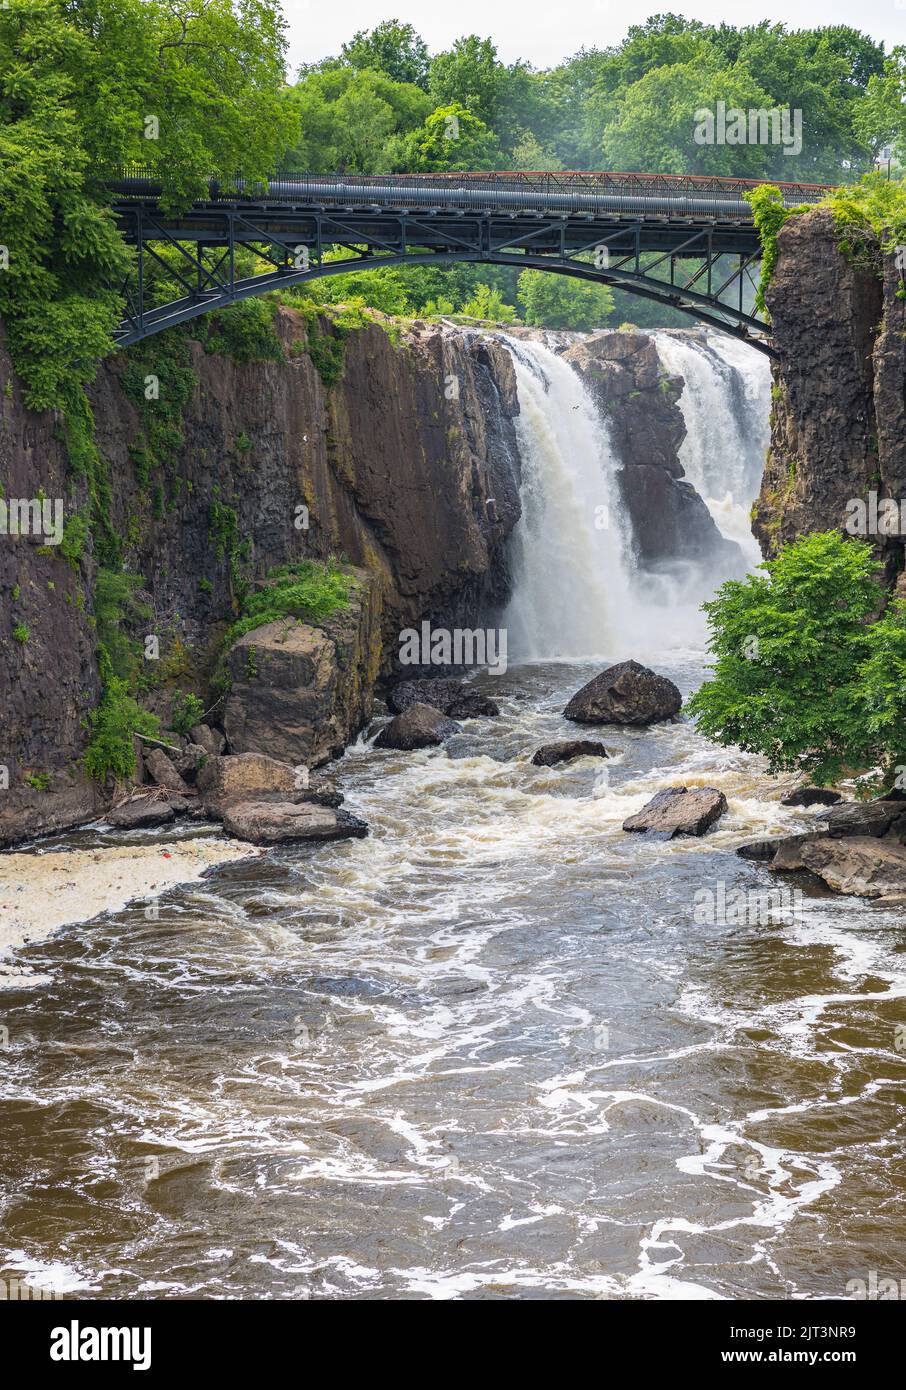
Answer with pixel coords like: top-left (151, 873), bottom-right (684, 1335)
top-left (501, 330), bottom-right (772, 664)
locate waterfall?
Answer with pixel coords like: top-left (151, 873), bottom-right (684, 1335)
top-left (501, 338), bottom-right (637, 662)
top-left (653, 330), bottom-right (771, 568)
top-left (501, 330), bottom-right (771, 664)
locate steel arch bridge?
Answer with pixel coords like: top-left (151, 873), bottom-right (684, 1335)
top-left (105, 170), bottom-right (831, 356)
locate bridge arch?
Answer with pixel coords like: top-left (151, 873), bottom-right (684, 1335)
top-left (109, 170), bottom-right (830, 354)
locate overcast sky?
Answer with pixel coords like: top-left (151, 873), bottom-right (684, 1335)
top-left (283, 1), bottom-right (904, 74)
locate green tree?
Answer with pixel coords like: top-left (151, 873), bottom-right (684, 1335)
top-left (428, 36), bottom-right (504, 127)
top-left (601, 56), bottom-right (777, 177)
top-left (387, 103), bottom-right (503, 172)
top-left (854, 48), bottom-right (906, 163)
top-left (517, 269), bottom-right (614, 329)
top-left (459, 283), bottom-right (517, 323)
top-left (341, 19), bottom-right (429, 89)
top-left (282, 67), bottom-right (430, 173)
top-left (686, 531), bottom-right (899, 786)
top-left (0, 0), bottom-right (296, 407)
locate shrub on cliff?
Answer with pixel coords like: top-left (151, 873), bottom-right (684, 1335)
top-left (224, 560), bottom-right (353, 647)
top-left (687, 531), bottom-right (906, 788)
top-left (83, 665), bottom-right (159, 784)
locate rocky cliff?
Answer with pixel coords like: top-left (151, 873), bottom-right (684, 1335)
top-left (754, 207), bottom-right (905, 587)
top-left (0, 309), bottom-right (521, 843)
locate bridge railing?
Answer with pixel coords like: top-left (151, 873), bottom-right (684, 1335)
top-left (102, 166), bottom-right (833, 215)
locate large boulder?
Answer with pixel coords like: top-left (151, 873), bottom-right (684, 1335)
top-left (197, 752), bottom-right (299, 815)
top-left (374, 702), bottom-right (460, 750)
top-left (190, 723), bottom-right (227, 757)
top-left (798, 836), bottom-right (906, 898)
top-left (815, 800), bottom-right (906, 839)
top-left (221, 800), bottom-right (368, 845)
top-left (143, 747), bottom-right (191, 794)
top-left (623, 785), bottom-right (727, 838)
top-left (222, 569), bottom-right (382, 768)
top-left (769, 832), bottom-right (829, 872)
top-left (531, 740), bottom-right (610, 767)
top-left (565, 660), bottom-right (681, 726)
top-left (387, 678), bottom-right (499, 719)
top-left (107, 796), bottom-right (180, 829)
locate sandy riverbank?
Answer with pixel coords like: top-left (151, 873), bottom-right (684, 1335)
top-left (0, 837), bottom-right (260, 987)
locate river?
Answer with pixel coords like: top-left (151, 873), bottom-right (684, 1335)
top-left (1, 332), bottom-right (904, 1301)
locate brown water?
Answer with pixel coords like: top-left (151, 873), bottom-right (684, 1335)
top-left (1, 657), bottom-right (905, 1300)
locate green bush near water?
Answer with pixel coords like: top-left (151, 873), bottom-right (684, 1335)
top-left (686, 531), bottom-right (906, 789)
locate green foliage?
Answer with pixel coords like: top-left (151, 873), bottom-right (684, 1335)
top-left (11, 622), bottom-right (29, 643)
top-left (517, 270), bottom-right (615, 330)
top-left (204, 298), bottom-right (284, 364)
top-left (459, 283), bottom-right (517, 324)
top-left (746, 185), bottom-right (803, 314)
top-left (0, 0), bottom-right (297, 410)
top-left (854, 46), bottom-right (906, 163)
top-left (23, 771), bottom-right (51, 792)
top-left (83, 661), bottom-right (159, 784)
top-left (748, 175), bottom-right (906, 310)
top-left (388, 103), bottom-right (503, 172)
top-left (171, 690), bottom-right (206, 737)
top-left (225, 560), bottom-right (353, 646)
top-left (341, 20), bottom-right (430, 89)
top-left (60, 384), bottom-right (121, 568)
top-left (120, 331), bottom-right (196, 487)
top-left (93, 568), bottom-right (147, 683)
top-left (823, 173), bottom-right (906, 268)
top-left (59, 512), bottom-right (91, 571)
top-left (686, 531), bottom-right (905, 786)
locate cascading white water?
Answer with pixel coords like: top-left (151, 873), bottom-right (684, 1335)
top-left (502, 329), bottom-right (772, 663)
top-left (501, 338), bottom-right (637, 662)
top-left (653, 330), bottom-right (771, 567)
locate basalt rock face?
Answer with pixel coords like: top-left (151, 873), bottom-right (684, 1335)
top-left (561, 331), bottom-right (742, 570)
top-left (0, 313), bottom-right (521, 844)
top-left (754, 207), bottom-right (904, 586)
top-left (222, 568), bottom-right (383, 769)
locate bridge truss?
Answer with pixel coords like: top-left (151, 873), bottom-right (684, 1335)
top-left (106, 171), bottom-right (831, 355)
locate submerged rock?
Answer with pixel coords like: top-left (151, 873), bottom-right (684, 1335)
top-left (221, 800), bottom-right (368, 845)
top-left (780, 787), bottom-right (842, 808)
top-left (374, 702), bottom-right (461, 750)
top-left (623, 785), bottom-right (727, 838)
top-left (531, 740), bottom-right (610, 767)
top-left (564, 660), bottom-right (681, 726)
top-left (387, 678), bottom-right (499, 719)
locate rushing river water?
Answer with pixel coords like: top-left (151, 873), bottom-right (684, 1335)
top-left (1, 332), bottom-right (904, 1302)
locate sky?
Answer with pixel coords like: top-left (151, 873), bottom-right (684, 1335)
top-left (282, 0), bottom-right (905, 75)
